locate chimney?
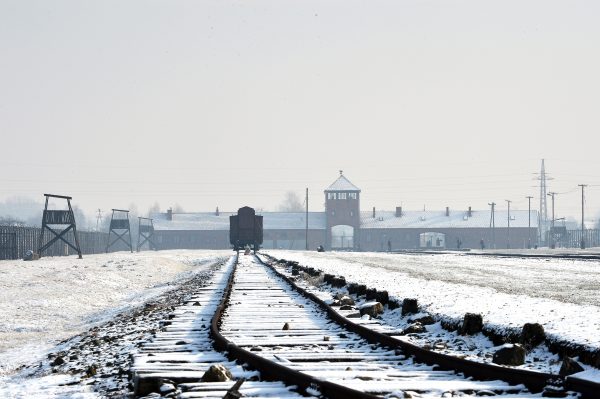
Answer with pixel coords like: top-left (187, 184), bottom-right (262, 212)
top-left (372, 206), bottom-right (376, 218)
top-left (446, 207), bottom-right (450, 216)
top-left (166, 208), bottom-right (173, 221)
top-left (467, 206), bottom-right (472, 217)
top-left (395, 206), bottom-right (402, 217)
top-left (216, 206), bottom-right (219, 216)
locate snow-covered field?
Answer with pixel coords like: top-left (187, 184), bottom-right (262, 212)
top-left (0, 250), bottom-right (230, 375)
top-left (265, 250), bottom-right (600, 350)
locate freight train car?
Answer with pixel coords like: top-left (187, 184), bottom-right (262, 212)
top-left (229, 206), bottom-right (263, 252)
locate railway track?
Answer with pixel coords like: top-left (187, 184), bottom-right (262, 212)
top-left (132, 257), bottom-right (309, 398)
top-left (133, 254), bottom-right (590, 398)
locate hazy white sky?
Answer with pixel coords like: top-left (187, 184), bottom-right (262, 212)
top-left (1, 0), bottom-right (599, 222)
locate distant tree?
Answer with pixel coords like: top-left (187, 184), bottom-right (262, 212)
top-left (128, 203), bottom-right (139, 249)
top-left (147, 202), bottom-right (161, 217)
top-left (173, 203), bottom-right (185, 213)
top-left (0, 196), bottom-right (42, 226)
top-left (0, 215), bottom-right (26, 226)
top-left (278, 191), bottom-right (304, 212)
top-left (72, 206), bottom-right (88, 230)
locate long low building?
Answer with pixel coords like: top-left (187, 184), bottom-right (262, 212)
top-left (152, 173), bottom-right (539, 251)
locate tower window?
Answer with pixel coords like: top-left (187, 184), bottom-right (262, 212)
top-left (349, 193), bottom-right (357, 199)
top-left (339, 192), bottom-right (347, 199)
top-left (327, 193), bottom-right (336, 200)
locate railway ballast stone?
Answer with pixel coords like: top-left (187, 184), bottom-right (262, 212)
top-left (521, 322), bottom-right (545, 349)
top-left (50, 356), bottom-right (65, 367)
top-left (401, 298), bottom-right (419, 316)
top-left (359, 302), bottom-right (384, 318)
top-left (412, 315), bottom-right (435, 325)
top-left (402, 322), bottom-right (426, 335)
top-left (492, 344), bottom-right (526, 366)
top-left (559, 357), bottom-right (585, 376)
top-left (340, 295), bottom-right (355, 306)
top-left (460, 313), bottom-right (483, 335)
top-left (201, 364), bottom-right (233, 382)
top-left (159, 382), bottom-right (176, 395)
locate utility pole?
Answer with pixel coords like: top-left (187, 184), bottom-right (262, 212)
top-left (579, 184), bottom-right (587, 249)
top-left (488, 202), bottom-right (496, 249)
top-left (96, 208), bottom-right (102, 231)
top-left (305, 187), bottom-right (309, 251)
top-left (534, 159), bottom-right (553, 245)
top-left (526, 196), bottom-right (533, 249)
top-left (505, 200), bottom-right (511, 249)
top-left (547, 192), bottom-right (556, 249)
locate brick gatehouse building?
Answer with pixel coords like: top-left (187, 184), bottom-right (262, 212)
top-left (152, 173), bottom-right (538, 251)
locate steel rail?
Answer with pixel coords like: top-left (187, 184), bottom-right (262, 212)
top-left (209, 254), bottom-right (383, 399)
top-left (264, 255), bottom-right (600, 399)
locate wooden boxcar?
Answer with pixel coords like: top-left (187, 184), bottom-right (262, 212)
top-left (229, 206), bottom-right (263, 252)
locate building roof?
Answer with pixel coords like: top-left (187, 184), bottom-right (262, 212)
top-left (152, 209), bottom-right (539, 231)
top-left (361, 209), bottom-right (539, 229)
top-left (324, 173), bottom-right (361, 192)
top-left (152, 212), bottom-right (327, 231)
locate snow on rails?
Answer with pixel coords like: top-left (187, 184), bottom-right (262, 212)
top-left (131, 253), bottom-right (593, 398)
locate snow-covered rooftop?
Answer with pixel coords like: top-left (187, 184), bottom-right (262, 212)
top-left (324, 174), bottom-right (361, 192)
top-left (151, 209), bottom-right (538, 231)
top-left (361, 210), bottom-right (539, 229)
top-left (152, 212), bottom-right (327, 231)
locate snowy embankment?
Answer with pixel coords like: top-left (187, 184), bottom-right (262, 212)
top-left (265, 250), bottom-right (600, 351)
top-left (0, 250), bottom-right (230, 375)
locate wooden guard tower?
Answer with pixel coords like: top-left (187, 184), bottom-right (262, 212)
top-left (137, 217), bottom-right (156, 251)
top-left (106, 209), bottom-right (133, 253)
top-left (38, 194), bottom-right (83, 259)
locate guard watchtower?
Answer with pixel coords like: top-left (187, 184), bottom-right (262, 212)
top-left (106, 209), bottom-right (133, 253)
top-left (325, 171), bottom-right (361, 250)
top-left (137, 217), bottom-right (156, 251)
top-left (38, 194), bottom-right (83, 258)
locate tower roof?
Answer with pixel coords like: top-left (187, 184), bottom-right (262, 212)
top-left (325, 171), bottom-right (361, 192)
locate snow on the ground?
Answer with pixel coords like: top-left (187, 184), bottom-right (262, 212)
top-left (265, 250), bottom-right (600, 350)
top-left (0, 250), bottom-right (230, 375)
top-left (0, 374), bottom-right (97, 399)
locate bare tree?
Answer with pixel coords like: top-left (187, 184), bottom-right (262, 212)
top-left (278, 191), bottom-right (304, 212)
top-left (72, 205), bottom-right (88, 230)
top-left (173, 203), bottom-right (185, 213)
top-left (0, 215), bottom-right (26, 226)
top-left (147, 202), bottom-right (161, 217)
top-left (0, 196), bottom-right (42, 226)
